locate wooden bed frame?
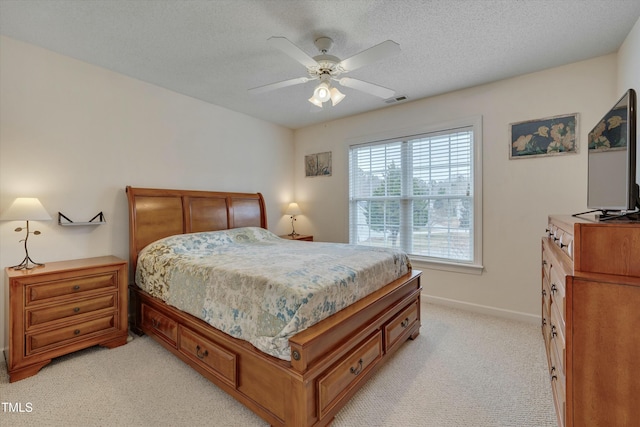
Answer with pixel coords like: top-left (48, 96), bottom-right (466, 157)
top-left (126, 186), bottom-right (422, 427)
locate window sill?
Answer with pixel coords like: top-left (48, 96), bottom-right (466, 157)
top-left (410, 257), bottom-right (484, 275)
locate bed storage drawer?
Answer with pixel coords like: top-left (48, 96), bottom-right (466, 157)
top-left (384, 300), bottom-right (419, 353)
top-left (317, 330), bottom-right (383, 419)
top-left (142, 303), bottom-right (178, 346)
top-left (178, 326), bottom-right (237, 387)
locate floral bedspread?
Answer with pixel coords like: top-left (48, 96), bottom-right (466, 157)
top-left (135, 227), bottom-right (411, 360)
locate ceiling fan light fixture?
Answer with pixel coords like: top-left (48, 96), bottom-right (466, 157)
top-left (330, 87), bottom-right (345, 106)
top-left (314, 81), bottom-right (331, 102)
top-left (308, 95), bottom-right (323, 108)
top-left (252, 36), bottom-right (400, 109)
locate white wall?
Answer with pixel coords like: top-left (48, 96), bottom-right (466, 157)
top-left (293, 54), bottom-right (621, 320)
top-left (0, 36), bottom-right (294, 349)
top-left (618, 17), bottom-right (640, 188)
top-left (618, 17), bottom-right (640, 96)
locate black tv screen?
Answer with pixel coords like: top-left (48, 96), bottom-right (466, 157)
top-left (587, 89), bottom-right (638, 213)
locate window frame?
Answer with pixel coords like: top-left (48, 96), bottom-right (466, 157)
top-left (347, 116), bottom-right (483, 274)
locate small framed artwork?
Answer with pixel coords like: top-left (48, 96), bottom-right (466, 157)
top-left (509, 113), bottom-right (579, 159)
top-left (305, 151), bottom-right (332, 177)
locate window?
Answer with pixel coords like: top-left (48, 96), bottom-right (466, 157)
top-left (349, 118), bottom-right (482, 271)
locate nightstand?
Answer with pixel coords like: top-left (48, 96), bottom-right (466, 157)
top-left (279, 234), bottom-right (313, 242)
top-left (4, 256), bottom-right (128, 382)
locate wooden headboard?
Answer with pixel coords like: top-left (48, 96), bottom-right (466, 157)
top-left (126, 186), bottom-right (267, 273)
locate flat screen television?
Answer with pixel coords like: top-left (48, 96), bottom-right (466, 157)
top-left (586, 88), bottom-right (639, 219)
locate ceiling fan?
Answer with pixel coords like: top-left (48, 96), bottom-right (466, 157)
top-left (249, 36), bottom-right (401, 107)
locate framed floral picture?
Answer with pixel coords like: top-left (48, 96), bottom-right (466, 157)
top-left (509, 113), bottom-right (579, 159)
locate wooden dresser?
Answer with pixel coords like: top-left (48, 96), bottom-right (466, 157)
top-left (4, 256), bottom-right (128, 382)
top-left (542, 215), bottom-right (640, 427)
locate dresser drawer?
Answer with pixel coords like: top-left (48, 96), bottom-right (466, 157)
top-left (142, 303), bottom-right (178, 346)
top-left (384, 301), bottom-right (419, 353)
top-left (178, 326), bottom-right (237, 387)
top-left (549, 265), bottom-right (566, 325)
top-left (26, 293), bottom-right (116, 329)
top-left (542, 302), bottom-right (551, 359)
top-left (26, 271), bottom-right (119, 305)
top-left (550, 303), bottom-right (566, 376)
top-left (318, 331), bottom-right (383, 419)
top-left (542, 273), bottom-right (551, 321)
top-left (549, 340), bottom-right (566, 427)
top-left (542, 243), bottom-right (552, 281)
top-left (26, 314), bottom-right (116, 354)
top-left (548, 220), bottom-right (574, 259)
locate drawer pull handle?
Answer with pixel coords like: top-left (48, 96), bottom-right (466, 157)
top-left (550, 366), bottom-right (557, 381)
top-left (195, 345), bottom-right (209, 359)
top-left (401, 318), bottom-right (410, 328)
top-left (551, 284), bottom-right (557, 294)
top-left (560, 242), bottom-right (567, 249)
top-left (74, 329), bottom-right (81, 335)
top-left (151, 318), bottom-right (159, 328)
top-left (350, 359), bottom-right (363, 376)
top-left (542, 289), bottom-right (547, 297)
top-left (73, 307), bottom-right (80, 313)
top-left (73, 285), bottom-right (81, 291)
top-left (551, 325), bottom-right (557, 338)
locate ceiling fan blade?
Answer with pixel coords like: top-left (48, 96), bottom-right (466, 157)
top-left (268, 36), bottom-right (318, 68)
top-left (338, 77), bottom-right (395, 99)
top-left (339, 40), bottom-right (400, 72)
top-left (248, 77), bottom-right (310, 94)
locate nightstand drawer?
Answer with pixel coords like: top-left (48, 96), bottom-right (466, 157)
top-left (26, 293), bottom-right (117, 329)
top-left (26, 271), bottom-right (119, 305)
top-left (26, 314), bottom-right (116, 354)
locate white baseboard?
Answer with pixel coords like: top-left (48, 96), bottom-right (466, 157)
top-left (422, 294), bottom-right (541, 325)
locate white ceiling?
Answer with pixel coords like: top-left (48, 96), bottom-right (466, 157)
top-left (1, 0), bottom-right (639, 129)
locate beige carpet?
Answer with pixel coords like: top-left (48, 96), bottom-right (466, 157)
top-left (0, 303), bottom-right (557, 426)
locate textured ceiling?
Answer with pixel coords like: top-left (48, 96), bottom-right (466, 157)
top-left (1, 0), bottom-right (639, 129)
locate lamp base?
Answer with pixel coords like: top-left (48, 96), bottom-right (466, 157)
top-left (11, 255), bottom-right (44, 270)
top-left (288, 232), bottom-right (300, 237)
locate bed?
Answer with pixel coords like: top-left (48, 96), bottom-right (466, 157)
top-left (126, 186), bottom-right (422, 427)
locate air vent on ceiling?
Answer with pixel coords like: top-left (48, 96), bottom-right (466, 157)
top-left (384, 95), bottom-right (408, 104)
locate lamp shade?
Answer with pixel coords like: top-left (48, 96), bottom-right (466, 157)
top-left (285, 202), bottom-right (302, 216)
top-left (0, 198), bottom-right (52, 221)
top-left (314, 82), bottom-right (331, 102)
top-left (330, 87), bottom-right (345, 106)
top-left (308, 96), bottom-right (323, 108)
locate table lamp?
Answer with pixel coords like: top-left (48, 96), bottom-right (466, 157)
top-left (1, 197), bottom-right (52, 270)
top-left (285, 202), bottom-right (302, 236)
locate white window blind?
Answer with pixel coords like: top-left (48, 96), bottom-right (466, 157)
top-left (349, 126), bottom-right (477, 264)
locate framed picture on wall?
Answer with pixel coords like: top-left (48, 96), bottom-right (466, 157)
top-left (509, 113), bottom-right (579, 159)
top-left (305, 151), bottom-right (332, 177)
